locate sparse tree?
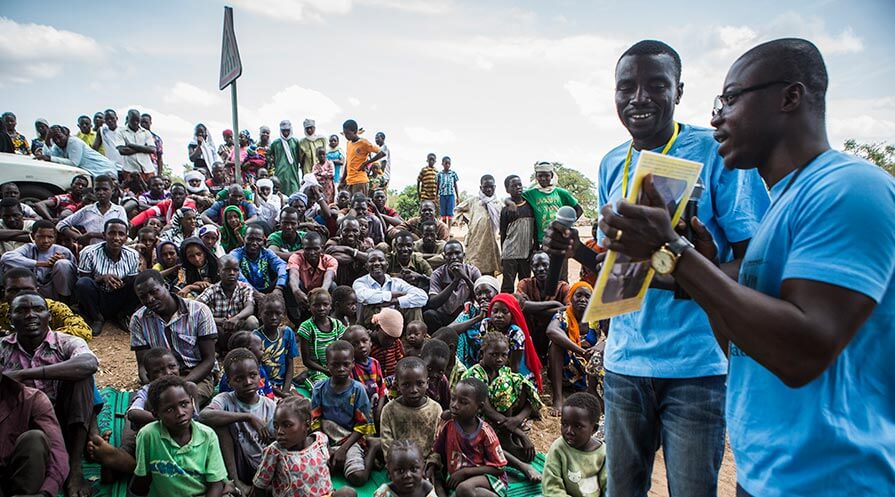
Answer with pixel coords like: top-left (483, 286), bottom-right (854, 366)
top-left (844, 139), bottom-right (894, 176)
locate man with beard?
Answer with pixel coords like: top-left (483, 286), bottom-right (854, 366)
top-left (0, 291), bottom-right (100, 497)
top-left (387, 230), bottom-right (432, 291)
top-left (354, 249), bottom-right (427, 325)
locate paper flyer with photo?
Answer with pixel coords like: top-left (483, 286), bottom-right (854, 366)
top-left (584, 151), bottom-right (704, 322)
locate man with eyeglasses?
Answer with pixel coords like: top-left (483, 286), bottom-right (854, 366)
top-left (579, 38), bottom-right (895, 497)
top-left (544, 40), bottom-right (769, 497)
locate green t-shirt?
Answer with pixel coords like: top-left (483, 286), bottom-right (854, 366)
top-left (134, 420), bottom-right (228, 497)
top-left (522, 187), bottom-right (578, 242)
top-left (267, 230), bottom-right (305, 251)
top-left (542, 436), bottom-right (607, 497)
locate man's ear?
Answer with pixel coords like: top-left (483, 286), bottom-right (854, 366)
top-left (675, 81), bottom-right (685, 105)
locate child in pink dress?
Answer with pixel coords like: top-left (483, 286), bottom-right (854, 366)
top-left (313, 148), bottom-right (336, 204)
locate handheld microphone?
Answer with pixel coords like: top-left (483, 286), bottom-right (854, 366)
top-left (675, 177), bottom-right (705, 300)
top-left (545, 205), bottom-right (578, 296)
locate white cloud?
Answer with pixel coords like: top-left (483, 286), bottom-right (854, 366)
top-left (404, 126), bottom-right (457, 145)
top-left (163, 82), bottom-right (223, 107)
top-left (357, 0), bottom-right (453, 15)
top-left (251, 85), bottom-right (342, 130)
top-left (229, 0), bottom-right (351, 22)
top-left (348, 97), bottom-right (361, 107)
top-left (0, 17), bottom-right (100, 84)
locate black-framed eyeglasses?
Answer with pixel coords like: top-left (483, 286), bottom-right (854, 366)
top-left (712, 80), bottom-right (792, 117)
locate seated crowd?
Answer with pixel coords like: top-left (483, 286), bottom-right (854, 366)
top-left (0, 114), bottom-right (606, 497)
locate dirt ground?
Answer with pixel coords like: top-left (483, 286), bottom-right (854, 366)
top-left (91, 225), bottom-right (737, 496)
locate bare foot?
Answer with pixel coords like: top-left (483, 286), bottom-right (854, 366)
top-left (87, 433), bottom-right (119, 466)
top-left (550, 403), bottom-right (563, 417)
top-left (522, 463), bottom-right (542, 483)
top-left (66, 472), bottom-right (93, 497)
top-left (235, 480), bottom-right (252, 496)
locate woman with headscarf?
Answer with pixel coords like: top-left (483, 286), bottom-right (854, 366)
top-left (152, 240), bottom-right (185, 292)
top-left (188, 123), bottom-right (217, 175)
top-left (451, 275), bottom-right (499, 367)
top-left (177, 237), bottom-right (220, 298)
top-left (159, 207), bottom-right (199, 246)
top-left (545, 281), bottom-right (604, 416)
top-left (220, 205), bottom-right (247, 253)
top-left (227, 129), bottom-right (251, 179)
top-left (198, 224), bottom-right (226, 257)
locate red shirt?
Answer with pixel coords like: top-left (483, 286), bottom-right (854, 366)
top-left (370, 338), bottom-right (404, 377)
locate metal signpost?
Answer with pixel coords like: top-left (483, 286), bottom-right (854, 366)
top-left (220, 6), bottom-right (243, 180)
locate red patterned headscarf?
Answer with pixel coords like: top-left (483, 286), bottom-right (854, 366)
top-left (489, 293), bottom-right (544, 391)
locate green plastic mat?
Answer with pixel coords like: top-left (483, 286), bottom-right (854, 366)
top-left (89, 387), bottom-right (546, 497)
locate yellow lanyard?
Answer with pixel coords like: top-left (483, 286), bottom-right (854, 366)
top-left (621, 122), bottom-right (680, 198)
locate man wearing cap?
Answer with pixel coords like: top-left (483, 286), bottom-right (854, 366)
top-left (269, 120), bottom-right (302, 195)
top-left (299, 118), bottom-right (327, 177)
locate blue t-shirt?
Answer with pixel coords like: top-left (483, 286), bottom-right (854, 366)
top-left (253, 326), bottom-right (299, 387)
top-left (436, 170), bottom-right (459, 197)
top-left (729, 150), bottom-right (895, 496)
top-left (598, 124), bottom-right (770, 378)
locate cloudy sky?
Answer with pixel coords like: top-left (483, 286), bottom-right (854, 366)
top-left (2, 0), bottom-right (893, 192)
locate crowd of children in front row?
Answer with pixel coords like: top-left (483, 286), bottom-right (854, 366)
top-left (110, 291), bottom-right (606, 497)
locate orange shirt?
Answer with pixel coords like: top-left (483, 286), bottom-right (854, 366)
top-left (345, 138), bottom-right (380, 185)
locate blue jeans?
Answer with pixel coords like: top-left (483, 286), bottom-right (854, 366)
top-left (604, 371), bottom-right (726, 497)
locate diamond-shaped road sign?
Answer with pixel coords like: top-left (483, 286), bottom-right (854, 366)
top-left (219, 6), bottom-right (242, 90)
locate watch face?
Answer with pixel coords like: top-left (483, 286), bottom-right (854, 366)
top-left (651, 250), bottom-right (675, 275)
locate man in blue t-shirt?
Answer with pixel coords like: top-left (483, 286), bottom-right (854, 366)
top-left (577, 38), bottom-right (895, 497)
top-left (547, 40), bottom-right (771, 496)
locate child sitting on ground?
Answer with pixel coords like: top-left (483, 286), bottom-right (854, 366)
top-left (332, 285), bottom-right (359, 326)
top-left (200, 348), bottom-right (277, 496)
top-left (130, 376), bottom-right (227, 497)
top-left (220, 331), bottom-right (275, 399)
top-left (345, 324), bottom-right (388, 424)
top-left (298, 288), bottom-right (347, 389)
top-left (370, 308), bottom-right (405, 377)
top-left (464, 332), bottom-right (544, 482)
top-left (477, 294), bottom-right (543, 390)
top-left (310, 340), bottom-right (377, 487)
top-left (428, 377), bottom-right (508, 497)
top-left (254, 292), bottom-right (299, 397)
top-left (543, 392), bottom-right (607, 497)
top-left (380, 357), bottom-right (442, 462)
top-left (253, 396), bottom-right (358, 497)
top-left (374, 440), bottom-right (437, 497)
top-left (420, 340), bottom-right (452, 411)
top-left (402, 319), bottom-right (428, 357)
top-left (432, 328), bottom-right (466, 389)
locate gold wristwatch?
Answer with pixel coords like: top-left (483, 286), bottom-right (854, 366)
top-left (650, 236), bottom-right (694, 275)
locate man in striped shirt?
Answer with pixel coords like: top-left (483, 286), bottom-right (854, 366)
top-left (416, 153), bottom-right (439, 211)
top-left (75, 218), bottom-right (140, 336)
top-left (131, 269), bottom-right (218, 407)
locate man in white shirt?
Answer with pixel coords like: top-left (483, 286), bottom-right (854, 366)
top-left (353, 249), bottom-right (428, 326)
top-left (97, 109), bottom-right (124, 166)
top-left (119, 109), bottom-right (156, 182)
top-left (56, 175), bottom-right (127, 246)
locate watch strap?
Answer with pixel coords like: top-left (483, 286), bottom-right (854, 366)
top-left (666, 236), bottom-right (694, 257)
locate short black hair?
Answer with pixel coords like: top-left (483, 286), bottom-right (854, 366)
top-left (0, 198), bottom-right (22, 212)
top-left (431, 327), bottom-right (458, 347)
top-left (170, 183), bottom-right (186, 193)
top-left (228, 330), bottom-right (257, 350)
top-left (10, 290), bottom-right (45, 311)
top-left (481, 331), bottom-right (509, 352)
top-left (134, 269), bottom-right (165, 288)
top-left (444, 239), bottom-right (463, 251)
top-left (146, 375), bottom-right (189, 415)
top-left (332, 285), bottom-right (355, 303)
top-left (276, 395), bottom-right (312, 423)
top-left (394, 230), bottom-right (414, 242)
top-left (77, 115), bottom-right (90, 122)
top-left (619, 40), bottom-right (682, 82)
top-left (280, 206), bottom-right (299, 219)
top-left (327, 339), bottom-right (354, 358)
top-left (31, 219), bottom-right (57, 233)
top-left (421, 339), bottom-right (450, 361)
top-left (738, 38), bottom-right (828, 116)
top-left (94, 175), bottom-right (114, 186)
top-left (457, 377), bottom-right (488, 404)
top-left (342, 119), bottom-right (358, 132)
top-left (504, 175), bottom-right (521, 188)
top-left (480, 174), bottom-right (495, 184)
top-left (395, 356), bottom-right (427, 381)
top-left (302, 231), bottom-right (323, 244)
top-left (104, 218), bottom-right (128, 233)
top-left (388, 439), bottom-right (423, 466)
top-left (564, 391), bottom-right (602, 423)
top-left (0, 182), bottom-right (17, 192)
top-left (143, 347), bottom-right (176, 367)
top-left (3, 267), bottom-right (36, 286)
top-left (223, 347), bottom-right (258, 374)
top-left (72, 174), bottom-right (89, 185)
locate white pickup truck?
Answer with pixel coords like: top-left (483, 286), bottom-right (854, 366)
top-left (0, 152), bottom-right (91, 203)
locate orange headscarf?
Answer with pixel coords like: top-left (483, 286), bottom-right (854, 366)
top-left (489, 293), bottom-right (543, 391)
top-left (565, 281), bottom-right (593, 346)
